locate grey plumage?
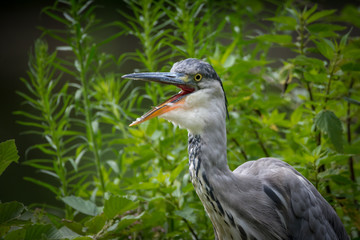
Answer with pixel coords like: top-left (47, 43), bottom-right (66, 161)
top-left (123, 58), bottom-right (349, 240)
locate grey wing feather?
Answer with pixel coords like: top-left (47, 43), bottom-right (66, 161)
top-left (234, 158), bottom-right (349, 240)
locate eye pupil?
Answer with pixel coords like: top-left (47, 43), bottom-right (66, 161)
top-left (195, 74), bottom-right (202, 81)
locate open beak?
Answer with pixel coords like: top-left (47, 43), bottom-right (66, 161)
top-left (122, 72), bottom-right (196, 126)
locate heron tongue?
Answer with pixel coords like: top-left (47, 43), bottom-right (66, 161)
top-left (129, 86), bottom-right (194, 126)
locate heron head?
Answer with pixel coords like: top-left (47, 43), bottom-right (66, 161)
top-left (122, 58), bottom-right (228, 134)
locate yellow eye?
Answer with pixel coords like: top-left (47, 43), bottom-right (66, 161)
top-left (194, 73), bottom-right (202, 81)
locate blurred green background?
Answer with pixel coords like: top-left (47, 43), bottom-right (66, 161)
top-left (0, 0), bottom-right (359, 239)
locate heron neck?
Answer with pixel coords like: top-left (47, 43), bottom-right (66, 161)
top-left (188, 121), bottom-right (230, 177)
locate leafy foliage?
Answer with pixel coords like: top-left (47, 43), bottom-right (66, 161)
top-left (1, 0), bottom-right (359, 239)
top-left (315, 110), bottom-right (343, 152)
top-left (0, 140), bottom-right (19, 176)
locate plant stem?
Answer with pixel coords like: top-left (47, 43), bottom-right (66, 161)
top-left (71, 9), bottom-right (106, 198)
top-left (298, 12), bottom-right (330, 194)
top-left (142, 0), bottom-right (155, 71)
top-left (182, 217), bottom-right (199, 240)
top-left (324, 52), bottom-right (337, 105)
top-left (231, 137), bottom-right (248, 161)
top-left (253, 128), bottom-right (270, 158)
top-left (252, 110), bottom-right (270, 157)
top-left (347, 78), bottom-right (356, 183)
top-left (80, 67), bottom-right (106, 196)
top-left (37, 44), bottom-right (72, 217)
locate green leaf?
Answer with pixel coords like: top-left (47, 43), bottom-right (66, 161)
top-left (341, 63), bottom-right (360, 72)
top-left (314, 39), bottom-right (335, 60)
top-left (0, 140), bottom-right (20, 176)
top-left (344, 141), bottom-right (360, 154)
top-left (340, 30), bottom-right (351, 49)
top-left (112, 212), bottom-right (145, 233)
top-left (314, 110), bottom-right (343, 152)
top-left (104, 195), bottom-right (139, 219)
top-left (0, 202), bottom-right (24, 224)
top-left (330, 174), bottom-right (353, 185)
top-left (62, 219), bottom-right (85, 236)
top-left (303, 72), bottom-right (327, 83)
top-left (3, 228), bottom-right (25, 240)
top-left (170, 159), bottom-right (186, 182)
top-left (303, 4), bottom-right (318, 20)
top-left (52, 226), bottom-right (81, 239)
top-left (84, 214), bottom-right (106, 234)
top-left (42, 8), bottom-right (70, 25)
top-left (126, 181), bottom-right (159, 190)
top-left (290, 107), bottom-right (303, 125)
top-left (23, 177), bottom-right (59, 195)
top-left (307, 23), bottom-right (346, 34)
top-left (61, 196), bottom-right (99, 216)
top-left (24, 224), bottom-right (56, 240)
top-left (291, 55), bottom-right (324, 68)
top-left (174, 207), bottom-right (197, 224)
top-left (316, 154), bottom-right (348, 166)
top-left (340, 5), bottom-right (360, 28)
top-left (307, 9), bottom-right (336, 24)
top-left (266, 16), bottom-right (297, 30)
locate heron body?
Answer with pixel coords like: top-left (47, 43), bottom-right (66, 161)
top-left (123, 58), bottom-right (348, 240)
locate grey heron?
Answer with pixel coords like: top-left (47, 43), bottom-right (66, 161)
top-left (122, 58), bottom-right (348, 240)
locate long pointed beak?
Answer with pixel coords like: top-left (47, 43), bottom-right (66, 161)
top-left (122, 72), bottom-right (196, 126)
top-left (122, 72), bottom-right (189, 85)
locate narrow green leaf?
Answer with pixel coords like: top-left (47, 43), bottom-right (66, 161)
top-left (16, 121), bottom-right (46, 129)
top-left (303, 4), bottom-right (318, 20)
top-left (307, 9), bottom-right (336, 24)
top-left (13, 111), bottom-right (43, 121)
top-left (52, 62), bottom-right (77, 77)
top-left (307, 23), bottom-right (346, 34)
top-left (98, 31), bottom-right (124, 47)
top-left (343, 96), bottom-right (360, 105)
top-left (0, 140), bottom-right (20, 176)
top-left (61, 196), bottom-right (99, 216)
top-left (42, 8), bottom-right (70, 25)
top-left (290, 106), bottom-right (303, 125)
top-left (23, 177), bottom-right (59, 195)
top-left (221, 38), bottom-right (238, 66)
top-left (170, 160), bottom-right (186, 182)
top-left (314, 110), bottom-right (343, 152)
top-left (266, 16), bottom-right (297, 30)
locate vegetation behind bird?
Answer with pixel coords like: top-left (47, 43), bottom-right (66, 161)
top-left (0, 0), bottom-right (359, 239)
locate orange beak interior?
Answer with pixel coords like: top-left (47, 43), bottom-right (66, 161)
top-left (129, 85), bottom-right (194, 126)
